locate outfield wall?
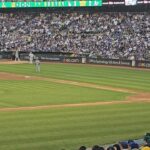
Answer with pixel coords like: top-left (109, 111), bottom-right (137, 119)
top-left (0, 51), bottom-right (150, 68)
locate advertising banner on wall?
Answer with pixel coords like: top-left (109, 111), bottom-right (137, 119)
top-left (63, 57), bottom-right (82, 63)
top-left (87, 58), bottom-right (132, 66)
top-left (125, 0), bottom-right (137, 5)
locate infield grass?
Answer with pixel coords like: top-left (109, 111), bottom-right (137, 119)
top-left (0, 80), bottom-right (128, 108)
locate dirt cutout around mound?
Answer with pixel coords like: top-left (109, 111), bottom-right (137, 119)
top-left (0, 70), bottom-right (150, 111)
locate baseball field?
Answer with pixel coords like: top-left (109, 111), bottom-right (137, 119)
top-left (0, 61), bottom-right (150, 150)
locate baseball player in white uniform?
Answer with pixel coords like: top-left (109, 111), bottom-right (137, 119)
top-left (29, 52), bottom-right (34, 64)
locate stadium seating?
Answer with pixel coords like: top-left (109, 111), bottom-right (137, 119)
top-left (78, 133), bottom-right (150, 150)
top-left (0, 12), bottom-right (150, 60)
top-left (79, 146), bottom-right (87, 150)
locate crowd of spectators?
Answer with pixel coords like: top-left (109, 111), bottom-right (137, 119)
top-left (0, 12), bottom-right (150, 60)
top-left (78, 133), bottom-right (150, 150)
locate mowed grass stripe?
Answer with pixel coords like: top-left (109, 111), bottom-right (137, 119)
top-left (0, 63), bottom-right (149, 79)
top-left (0, 80), bottom-right (59, 92)
top-left (63, 67), bottom-right (150, 82)
top-left (0, 102), bottom-right (18, 107)
top-left (0, 113), bottom-right (150, 136)
top-left (0, 103), bottom-right (149, 122)
top-left (0, 125), bottom-right (149, 148)
top-left (0, 63), bottom-right (148, 81)
top-left (0, 63), bottom-right (150, 91)
top-left (65, 74), bottom-right (150, 85)
top-left (63, 75), bottom-right (150, 91)
top-left (0, 104), bottom-right (150, 150)
top-left (40, 63), bottom-right (150, 81)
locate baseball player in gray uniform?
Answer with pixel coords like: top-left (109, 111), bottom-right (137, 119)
top-left (15, 49), bottom-right (20, 61)
top-left (35, 57), bottom-right (40, 72)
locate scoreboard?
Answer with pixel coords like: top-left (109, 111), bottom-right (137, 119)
top-left (103, 0), bottom-right (150, 5)
top-left (0, 0), bottom-right (149, 8)
top-left (0, 1), bottom-right (102, 8)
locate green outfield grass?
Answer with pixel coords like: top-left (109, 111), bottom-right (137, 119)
top-left (0, 63), bottom-right (150, 150)
top-left (0, 104), bottom-right (150, 150)
top-left (0, 63), bottom-right (150, 91)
